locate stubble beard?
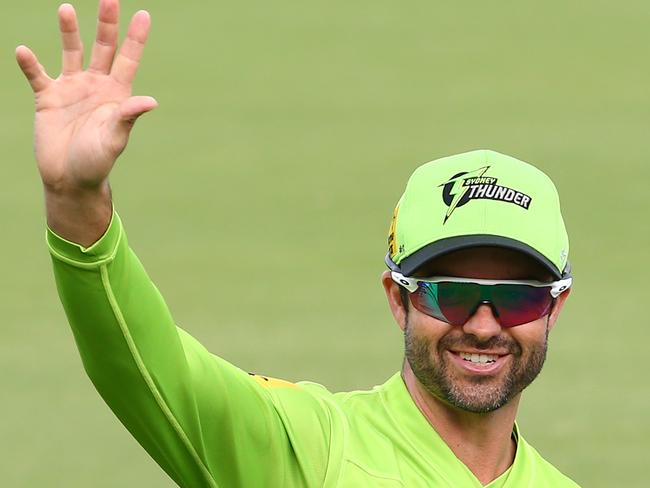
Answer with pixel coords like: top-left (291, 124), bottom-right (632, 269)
top-left (404, 321), bottom-right (549, 414)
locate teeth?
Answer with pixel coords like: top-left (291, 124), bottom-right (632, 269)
top-left (459, 352), bottom-right (498, 364)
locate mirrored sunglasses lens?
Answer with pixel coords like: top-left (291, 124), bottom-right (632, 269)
top-left (491, 285), bottom-right (554, 327)
top-left (410, 283), bottom-right (449, 322)
top-left (410, 282), bottom-right (479, 325)
top-left (437, 282), bottom-right (481, 325)
top-left (410, 281), bottom-right (554, 327)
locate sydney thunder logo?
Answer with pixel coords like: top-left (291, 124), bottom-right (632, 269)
top-left (440, 166), bottom-right (532, 224)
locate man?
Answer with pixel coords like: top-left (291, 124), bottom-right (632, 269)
top-left (17, 0), bottom-right (579, 486)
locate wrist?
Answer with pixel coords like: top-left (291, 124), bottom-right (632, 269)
top-left (44, 181), bottom-right (113, 247)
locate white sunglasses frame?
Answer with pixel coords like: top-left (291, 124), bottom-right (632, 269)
top-left (390, 271), bottom-right (572, 298)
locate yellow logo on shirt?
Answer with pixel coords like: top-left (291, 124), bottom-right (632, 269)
top-left (249, 372), bottom-right (299, 389)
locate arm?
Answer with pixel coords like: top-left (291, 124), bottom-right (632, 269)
top-left (49, 210), bottom-right (332, 487)
top-left (18, 1), bottom-right (333, 486)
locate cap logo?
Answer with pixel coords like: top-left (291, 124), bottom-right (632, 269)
top-left (439, 166), bottom-right (532, 224)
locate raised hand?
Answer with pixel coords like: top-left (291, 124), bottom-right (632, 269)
top-left (17, 0), bottom-right (157, 245)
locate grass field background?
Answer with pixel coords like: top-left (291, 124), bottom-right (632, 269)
top-left (1, 0), bottom-right (649, 486)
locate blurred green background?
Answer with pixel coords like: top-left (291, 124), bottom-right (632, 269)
top-left (2, 0), bottom-right (649, 486)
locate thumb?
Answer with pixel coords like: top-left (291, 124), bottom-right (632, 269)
top-left (109, 96), bottom-right (158, 157)
top-left (119, 96), bottom-right (158, 126)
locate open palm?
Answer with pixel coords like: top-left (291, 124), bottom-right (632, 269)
top-left (16, 0), bottom-right (157, 191)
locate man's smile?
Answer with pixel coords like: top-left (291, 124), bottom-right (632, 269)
top-left (446, 350), bottom-right (512, 376)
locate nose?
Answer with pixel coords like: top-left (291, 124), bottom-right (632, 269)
top-left (461, 302), bottom-right (503, 340)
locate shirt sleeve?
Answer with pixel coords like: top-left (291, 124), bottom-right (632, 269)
top-left (47, 211), bottom-right (335, 488)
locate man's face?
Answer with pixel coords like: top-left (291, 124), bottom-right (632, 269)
top-left (385, 247), bottom-right (569, 414)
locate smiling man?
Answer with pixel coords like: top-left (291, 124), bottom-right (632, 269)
top-left (18, 0), bottom-right (579, 486)
top-left (378, 150), bottom-right (577, 486)
top-left (381, 151), bottom-right (576, 485)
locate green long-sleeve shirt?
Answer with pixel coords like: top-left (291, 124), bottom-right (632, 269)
top-left (48, 211), bottom-right (580, 487)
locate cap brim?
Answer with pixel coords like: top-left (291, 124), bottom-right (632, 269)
top-left (397, 235), bottom-right (563, 279)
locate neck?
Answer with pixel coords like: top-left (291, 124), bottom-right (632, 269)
top-left (402, 363), bottom-right (518, 486)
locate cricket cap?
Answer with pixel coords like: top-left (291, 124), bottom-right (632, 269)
top-left (386, 149), bottom-right (570, 279)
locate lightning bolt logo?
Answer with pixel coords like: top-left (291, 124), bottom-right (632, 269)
top-left (439, 166), bottom-right (489, 224)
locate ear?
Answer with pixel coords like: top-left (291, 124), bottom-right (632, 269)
top-left (381, 270), bottom-right (408, 332)
top-left (547, 288), bottom-right (571, 332)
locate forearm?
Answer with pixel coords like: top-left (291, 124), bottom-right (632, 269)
top-left (44, 181), bottom-right (113, 247)
top-left (49, 212), bottom-right (219, 487)
top-left (49, 213), bottom-right (333, 487)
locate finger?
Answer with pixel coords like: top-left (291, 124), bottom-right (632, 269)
top-left (110, 10), bottom-right (151, 86)
top-left (15, 45), bottom-right (53, 93)
top-left (88, 0), bottom-right (119, 73)
top-left (112, 96), bottom-right (158, 144)
top-left (120, 95), bottom-right (158, 123)
top-left (58, 4), bottom-right (83, 74)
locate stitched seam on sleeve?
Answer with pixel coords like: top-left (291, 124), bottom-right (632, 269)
top-left (99, 265), bottom-right (219, 488)
top-left (346, 459), bottom-right (404, 484)
top-left (320, 398), bottom-right (340, 488)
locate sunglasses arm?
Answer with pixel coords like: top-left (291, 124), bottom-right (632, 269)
top-left (390, 271), bottom-right (419, 293)
top-left (550, 277), bottom-right (572, 298)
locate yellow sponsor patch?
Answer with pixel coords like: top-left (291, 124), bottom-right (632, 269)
top-left (249, 373), bottom-right (299, 389)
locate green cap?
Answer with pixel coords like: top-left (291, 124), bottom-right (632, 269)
top-left (387, 150), bottom-right (570, 279)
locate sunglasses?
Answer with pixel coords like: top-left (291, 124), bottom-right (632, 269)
top-left (391, 271), bottom-right (572, 328)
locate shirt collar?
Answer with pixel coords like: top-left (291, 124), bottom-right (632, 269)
top-left (377, 372), bottom-right (521, 487)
